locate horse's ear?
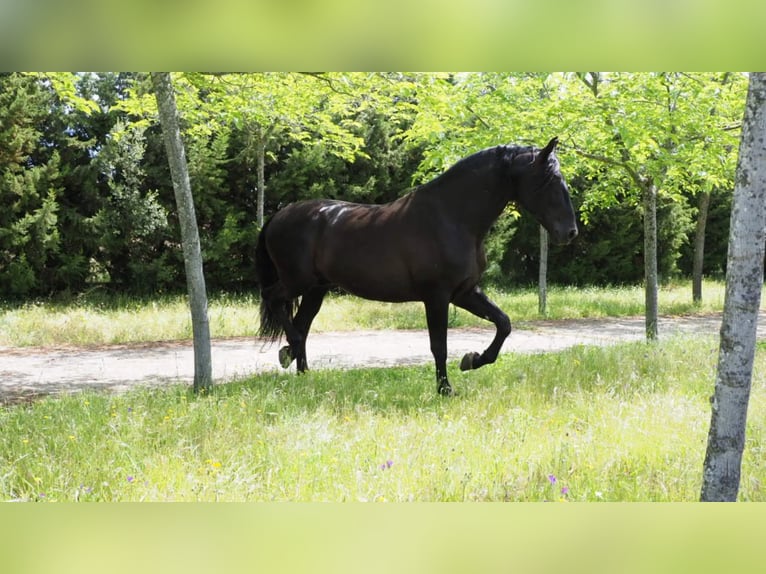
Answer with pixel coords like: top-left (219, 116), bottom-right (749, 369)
top-left (534, 138), bottom-right (559, 166)
top-left (539, 137), bottom-right (559, 160)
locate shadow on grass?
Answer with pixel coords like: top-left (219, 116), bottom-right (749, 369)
top-left (204, 362), bottom-right (448, 418)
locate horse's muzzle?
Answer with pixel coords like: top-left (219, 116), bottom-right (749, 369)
top-left (553, 225), bottom-right (578, 245)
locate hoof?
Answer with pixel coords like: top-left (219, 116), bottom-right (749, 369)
top-left (438, 383), bottom-right (454, 397)
top-left (460, 352), bottom-right (481, 371)
top-left (278, 345), bottom-right (293, 369)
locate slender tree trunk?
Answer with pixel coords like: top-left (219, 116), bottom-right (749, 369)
top-left (256, 133), bottom-right (266, 229)
top-left (151, 72), bottom-right (213, 393)
top-left (643, 182), bottom-right (659, 340)
top-left (538, 225), bottom-right (548, 316)
top-left (701, 72), bottom-right (766, 502)
top-left (692, 190), bottom-right (711, 304)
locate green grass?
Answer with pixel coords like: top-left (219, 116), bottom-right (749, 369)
top-left (3, 335), bottom-right (765, 501)
top-left (0, 280), bottom-right (729, 347)
top-left (0, 292), bottom-right (261, 347)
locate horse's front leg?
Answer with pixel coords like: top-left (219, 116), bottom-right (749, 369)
top-left (424, 295), bottom-right (452, 396)
top-left (453, 286), bottom-right (511, 371)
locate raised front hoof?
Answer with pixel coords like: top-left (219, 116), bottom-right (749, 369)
top-left (278, 345), bottom-right (294, 369)
top-left (460, 352), bottom-right (481, 371)
top-left (438, 382), bottom-right (454, 397)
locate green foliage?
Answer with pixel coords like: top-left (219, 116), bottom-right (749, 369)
top-left (402, 72), bottom-right (745, 289)
top-left (0, 72), bottom-right (748, 298)
top-left (483, 187), bottom-right (695, 287)
top-left (0, 74), bottom-right (63, 296)
top-left (557, 73), bottom-right (745, 214)
top-left (264, 106), bottom-right (423, 208)
top-left (92, 122), bottom-right (169, 290)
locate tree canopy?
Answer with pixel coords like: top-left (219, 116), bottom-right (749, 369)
top-left (0, 72), bottom-right (748, 300)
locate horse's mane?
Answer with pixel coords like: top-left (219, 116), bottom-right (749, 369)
top-left (417, 144), bottom-right (536, 192)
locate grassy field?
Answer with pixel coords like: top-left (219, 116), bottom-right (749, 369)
top-left (2, 280), bottom-right (764, 502)
top-left (2, 335), bottom-right (765, 502)
top-left (0, 280), bottom-right (728, 347)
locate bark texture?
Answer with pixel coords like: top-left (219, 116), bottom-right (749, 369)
top-left (692, 191), bottom-right (711, 304)
top-left (643, 183), bottom-right (659, 340)
top-left (701, 73), bottom-right (766, 501)
top-left (256, 133), bottom-right (266, 229)
top-left (538, 225), bottom-right (548, 316)
top-left (151, 72), bottom-right (213, 393)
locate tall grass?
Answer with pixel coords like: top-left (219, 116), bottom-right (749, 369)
top-left (0, 281), bottom-right (729, 347)
top-left (2, 336), bottom-right (764, 501)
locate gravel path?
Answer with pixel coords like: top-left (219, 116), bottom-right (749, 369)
top-left (2, 312), bottom-right (763, 404)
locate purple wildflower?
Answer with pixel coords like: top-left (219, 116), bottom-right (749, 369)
top-left (547, 474), bottom-right (557, 485)
top-left (380, 460), bottom-right (394, 470)
top-left (127, 475), bottom-right (134, 483)
top-left (561, 486), bottom-right (570, 496)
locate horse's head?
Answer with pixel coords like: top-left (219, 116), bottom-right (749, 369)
top-left (509, 137), bottom-right (578, 245)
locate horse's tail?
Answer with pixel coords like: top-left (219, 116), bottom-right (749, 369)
top-left (255, 218), bottom-right (293, 342)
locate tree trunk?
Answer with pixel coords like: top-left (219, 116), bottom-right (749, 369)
top-left (538, 225), bottom-right (548, 316)
top-left (151, 72), bottom-right (213, 393)
top-left (643, 182), bottom-right (659, 340)
top-left (701, 72), bottom-right (766, 502)
top-left (692, 190), bottom-right (712, 304)
top-left (256, 132), bottom-right (266, 229)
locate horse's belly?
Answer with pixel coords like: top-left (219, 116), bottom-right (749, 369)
top-left (326, 261), bottom-right (417, 302)
top-left (320, 241), bottom-right (469, 303)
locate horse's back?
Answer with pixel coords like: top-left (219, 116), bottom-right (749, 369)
top-left (265, 197), bottom-right (434, 301)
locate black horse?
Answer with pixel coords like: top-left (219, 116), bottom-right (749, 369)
top-left (255, 137), bottom-right (578, 395)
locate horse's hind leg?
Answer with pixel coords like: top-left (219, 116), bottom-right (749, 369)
top-left (279, 286), bottom-right (329, 372)
top-left (263, 295), bottom-right (304, 370)
top-left (452, 286), bottom-right (511, 371)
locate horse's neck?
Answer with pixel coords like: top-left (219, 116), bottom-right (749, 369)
top-left (421, 166), bottom-right (511, 238)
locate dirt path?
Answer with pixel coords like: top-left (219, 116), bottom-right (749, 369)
top-left (2, 312), bottom-right (764, 404)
